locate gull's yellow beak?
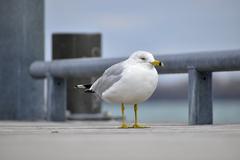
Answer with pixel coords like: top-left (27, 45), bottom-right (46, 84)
top-left (150, 60), bottom-right (164, 67)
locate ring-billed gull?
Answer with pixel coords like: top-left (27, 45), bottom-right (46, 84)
top-left (75, 51), bottom-right (164, 128)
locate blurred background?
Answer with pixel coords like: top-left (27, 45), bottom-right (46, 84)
top-left (45, 0), bottom-right (240, 124)
top-left (1, 0), bottom-right (240, 123)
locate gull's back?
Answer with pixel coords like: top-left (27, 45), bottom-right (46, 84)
top-left (90, 61), bottom-right (125, 96)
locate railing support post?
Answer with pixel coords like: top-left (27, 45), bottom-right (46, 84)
top-left (47, 76), bottom-right (66, 121)
top-left (188, 67), bottom-right (213, 125)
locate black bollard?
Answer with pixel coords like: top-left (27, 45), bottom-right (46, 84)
top-left (52, 33), bottom-right (102, 119)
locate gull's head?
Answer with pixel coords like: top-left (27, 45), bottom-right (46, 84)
top-left (129, 51), bottom-right (164, 67)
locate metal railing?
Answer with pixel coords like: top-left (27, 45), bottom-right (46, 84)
top-left (30, 49), bottom-right (240, 124)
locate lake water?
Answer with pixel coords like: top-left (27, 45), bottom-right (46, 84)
top-left (102, 99), bottom-right (240, 124)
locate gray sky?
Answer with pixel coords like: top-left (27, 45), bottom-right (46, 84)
top-left (45, 0), bottom-right (240, 83)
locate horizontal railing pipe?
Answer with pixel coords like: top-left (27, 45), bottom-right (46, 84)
top-left (157, 49), bottom-right (240, 73)
top-left (30, 49), bottom-right (240, 78)
top-left (30, 58), bottom-right (124, 78)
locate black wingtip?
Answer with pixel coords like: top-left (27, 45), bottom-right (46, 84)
top-left (84, 89), bottom-right (95, 93)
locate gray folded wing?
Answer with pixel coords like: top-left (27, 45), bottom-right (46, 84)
top-left (91, 62), bottom-right (125, 96)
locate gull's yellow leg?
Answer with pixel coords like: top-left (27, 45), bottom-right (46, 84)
top-left (119, 103), bottom-right (129, 128)
top-left (132, 104), bottom-right (148, 128)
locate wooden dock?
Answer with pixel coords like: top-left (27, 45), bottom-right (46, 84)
top-left (0, 121), bottom-right (240, 160)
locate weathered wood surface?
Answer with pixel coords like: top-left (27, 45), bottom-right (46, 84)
top-left (0, 121), bottom-right (240, 160)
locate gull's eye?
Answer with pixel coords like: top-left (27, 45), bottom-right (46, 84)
top-left (140, 57), bottom-right (146, 61)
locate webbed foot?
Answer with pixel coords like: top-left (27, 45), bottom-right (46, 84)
top-left (131, 123), bottom-right (150, 128)
top-left (119, 123), bottom-right (130, 129)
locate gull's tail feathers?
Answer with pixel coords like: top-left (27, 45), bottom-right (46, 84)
top-left (74, 84), bottom-right (95, 93)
